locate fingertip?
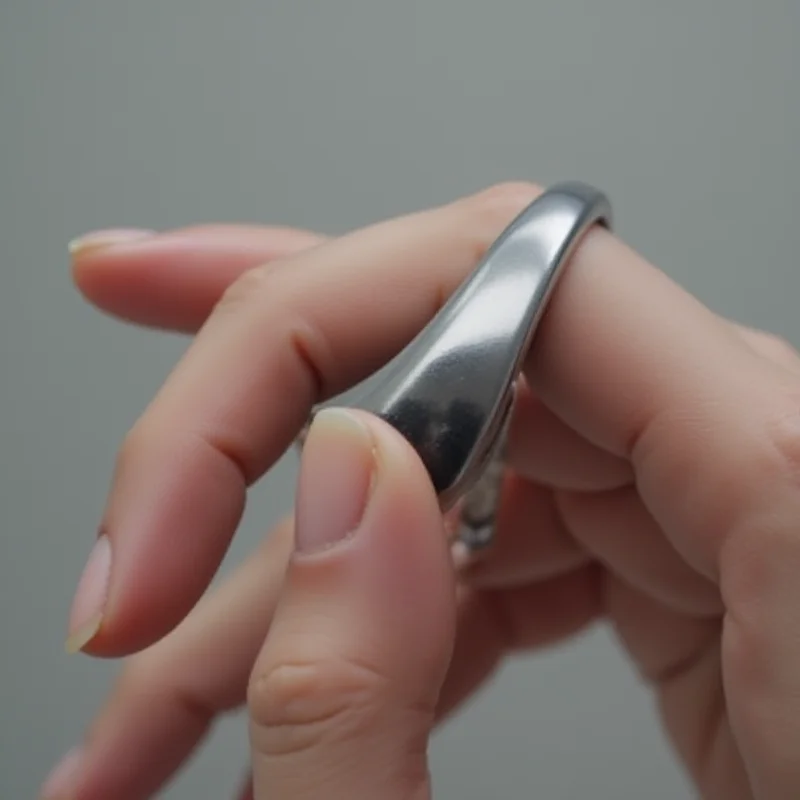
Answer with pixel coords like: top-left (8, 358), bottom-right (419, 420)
top-left (294, 408), bottom-right (377, 556)
top-left (295, 408), bottom-right (447, 563)
top-left (69, 225), bottom-right (326, 332)
top-left (69, 228), bottom-right (157, 257)
top-left (350, 410), bottom-right (445, 529)
top-left (69, 229), bottom-right (158, 302)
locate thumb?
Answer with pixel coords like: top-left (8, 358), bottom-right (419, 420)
top-left (247, 408), bottom-right (457, 800)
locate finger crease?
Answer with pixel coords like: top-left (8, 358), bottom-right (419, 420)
top-left (192, 427), bottom-right (256, 487)
top-left (695, 660), bottom-right (727, 787)
top-left (550, 488), bottom-right (589, 550)
top-left (171, 683), bottom-right (220, 732)
top-left (287, 319), bottom-right (326, 401)
top-left (650, 628), bottom-right (719, 686)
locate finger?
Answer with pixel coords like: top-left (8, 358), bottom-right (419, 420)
top-left (70, 182), bottom-right (543, 657)
top-left (70, 225), bottom-right (325, 332)
top-left (42, 523), bottom-right (293, 800)
top-left (236, 774), bottom-right (254, 800)
top-left (557, 486), bottom-right (722, 617)
top-left (603, 574), bottom-right (751, 799)
top-left (457, 472), bottom-right (719, 616)
top-left (434, 320), bottom-right (800, 593)
top-left (525, 227), bottom-right (800, 792)
top-left (604, 570), bottom-right (718, 687)
top-left (506, 381), bottom-right (632, 491)
top-left (456, 473), bottom-right (589, 588)
top-left (73, 231), bottom-right (794, 508)
top-left (435, 565), bottom-right (602, 723)
top-left (248, 409), bottom-right (455, 799)
top-left (77, 227), bottom-right (632, 498)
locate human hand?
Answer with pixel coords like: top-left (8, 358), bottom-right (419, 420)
top-left (42, 184), bottom-right (800, 799)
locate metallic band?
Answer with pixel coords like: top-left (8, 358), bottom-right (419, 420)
top-left (295, 182), bottom-right (612, 552)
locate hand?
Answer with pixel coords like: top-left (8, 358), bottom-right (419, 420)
top-left (42, 184), bottom-right (800, 799)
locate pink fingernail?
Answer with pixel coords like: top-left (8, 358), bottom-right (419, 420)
top-left (68, 228), bottom-right (155, 255)
top-left (65, 535), bottom-right (111, 653)
top-left (40, 745), bottom-right (84, 799)
top-left (295, 409), bottom-right (375, 554)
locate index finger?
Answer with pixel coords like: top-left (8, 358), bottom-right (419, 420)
top-left (70, 182), bottom-right (544, 655)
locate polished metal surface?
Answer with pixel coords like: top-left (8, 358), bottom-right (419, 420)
top-left (299, 182), bottom-right (612, 547)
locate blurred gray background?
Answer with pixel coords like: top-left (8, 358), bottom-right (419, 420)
top-left (2, 1), bottom-right (798, 797)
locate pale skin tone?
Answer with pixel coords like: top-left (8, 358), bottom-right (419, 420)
top-left (41, 183), bottom-right (800, 799)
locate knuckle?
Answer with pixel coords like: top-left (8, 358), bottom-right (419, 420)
top-left (721, 401), bottom-right (800, 609)
top-left (765, 404), bottom-right (800, 483)
top-left (728, 398), bottom-right (800, 523)
top-left (248, 658), bottom-right (390, 757)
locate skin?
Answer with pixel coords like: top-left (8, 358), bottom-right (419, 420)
top-left (46, 183), bottom-right (800, 798)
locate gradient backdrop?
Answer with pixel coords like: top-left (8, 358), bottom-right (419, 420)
top-left (1, 2), bottom-right (798, 797)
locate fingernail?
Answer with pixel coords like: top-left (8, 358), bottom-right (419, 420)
top-left (68, 228), bottom-right (155, 255)
top-left (65, 535), bottom-right (112, 653)
top-left (40, 745), bottom-right (84, 799)
top-left (295, 408), bottom-right (375, 554)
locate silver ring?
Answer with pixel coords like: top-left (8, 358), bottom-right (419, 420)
top-left (295, 182), bottom-right (612, 553)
